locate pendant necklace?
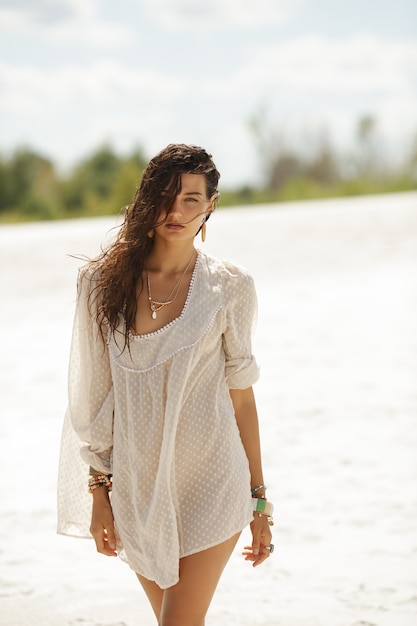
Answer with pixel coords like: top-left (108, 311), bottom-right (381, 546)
top-left (146, 250), bottom-right (196, 319)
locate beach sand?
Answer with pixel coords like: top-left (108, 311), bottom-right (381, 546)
top-left (0, 192), bottom-right (416, 625)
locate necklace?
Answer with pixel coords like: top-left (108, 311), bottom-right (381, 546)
top-left (146, 250), bottom-right (196, 319)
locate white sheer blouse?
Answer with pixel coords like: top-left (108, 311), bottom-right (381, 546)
top-left (57, 251), bottom-right (259, 589)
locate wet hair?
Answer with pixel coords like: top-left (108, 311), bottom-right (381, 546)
top-left (85, 144), bottom-right (220, 349)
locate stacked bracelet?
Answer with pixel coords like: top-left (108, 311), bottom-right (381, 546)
top-left (252, 498), bottom-right (273, 516)
top-left (252, 497), bottom-right (274, 526)
top-left (88, 471), bottom-right (112, 493)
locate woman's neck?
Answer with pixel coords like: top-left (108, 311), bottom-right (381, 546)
top-left (145, 242), bottom-right (197, 274)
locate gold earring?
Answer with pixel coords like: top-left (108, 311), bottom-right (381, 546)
top-left (148, 229), bottom-right (155, 239)
top-left (201, 222), bottom-right (206, 242)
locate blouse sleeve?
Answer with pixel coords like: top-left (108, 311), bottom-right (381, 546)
top-left (66, 266), bottom-right (114, 474)
top-left (57, 267), bottom-right (114, 537)
top-left (221, 261), bottom-right (260, 389)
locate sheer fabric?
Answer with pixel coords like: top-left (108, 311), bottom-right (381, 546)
top-left (57, 252), bottom-right (259, 588)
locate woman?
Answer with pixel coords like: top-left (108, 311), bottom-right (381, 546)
top-left (57, 144), bottom-right (273, 625)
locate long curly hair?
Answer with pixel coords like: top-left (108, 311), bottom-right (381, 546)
top-left (86, 144), bottom-right (220, 349)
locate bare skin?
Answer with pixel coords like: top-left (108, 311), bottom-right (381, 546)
top-left (89, 173), bottom-right (273, 625)
top-left (90, 487), bottom-right (117, 556)
top-left (136, 533), bottom-right (240, 626)
top-left (132, 173), bottom-right (214, 337)
top-left (230, 386), bottom-right (273, 568)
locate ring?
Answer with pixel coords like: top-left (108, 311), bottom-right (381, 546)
top-left (265, 544), bottom-right (274, 553)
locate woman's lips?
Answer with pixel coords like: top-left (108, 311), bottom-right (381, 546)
top-left (166, 223), bottom-right (184, 231)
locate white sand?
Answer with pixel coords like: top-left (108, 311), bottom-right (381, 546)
top-left (0, 192), bottom-right (416, 626)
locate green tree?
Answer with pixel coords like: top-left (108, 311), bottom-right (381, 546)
top-left (59, 144), bottom-right (120, 213)
top-left (59, 145), bottom-right (146, 216)
top-left (0, 157), bottom-right (10, 212)
top-left (356, 114), bottom-right (379, 180)
top-left (0, 148), bottom-right (58, 218)
top-left (306, 136), bottom-right (339, 186)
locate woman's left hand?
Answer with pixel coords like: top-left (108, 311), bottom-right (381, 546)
top-left (242, 514), bottom-right (273, 567)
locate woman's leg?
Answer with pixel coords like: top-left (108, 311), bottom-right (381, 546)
top-left (136, 572), bottom-right (164, 621)
top-left (136, 532), bottom-right (240, 626)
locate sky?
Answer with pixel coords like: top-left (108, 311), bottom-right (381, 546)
top-left (0, 0), bottom-right (416, 186)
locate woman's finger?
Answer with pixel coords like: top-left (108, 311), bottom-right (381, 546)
top-left (91, 522), bottom-right (117, 557)
top-left (242, 544), bottom-right (272, 567)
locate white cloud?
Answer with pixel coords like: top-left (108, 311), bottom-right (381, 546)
top-left (0, 60), bottom-right (186, 117)
top-left (2, 34), bottom-right (416, 122)
top-left (43, 20), bottom-right (133, 45)
top-left (0, 0), bottom-right (132, 46)
top-left (378, 92), bottom-right (417, 143)
top-left (206, 35), bottom-right (417, 101)
top-left (0, 0), bottom-right (93, 25)
top-left (81, 109), bottom-right (178, 155)
top-left (142, 0), bottom-right (299, 29)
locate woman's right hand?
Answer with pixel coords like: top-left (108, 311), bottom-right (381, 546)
top-left (90, 488), bottom-right (118, 557)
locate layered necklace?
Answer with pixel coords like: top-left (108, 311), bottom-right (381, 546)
top-left (146, 250), bottom-right (196, 319)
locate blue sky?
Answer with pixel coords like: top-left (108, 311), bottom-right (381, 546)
top-left (0, 0), bottom-right (416, 186)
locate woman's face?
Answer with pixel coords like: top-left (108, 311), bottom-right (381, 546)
top-left (155, 173), bottom-right (214, 241)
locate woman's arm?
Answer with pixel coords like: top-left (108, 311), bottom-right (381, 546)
top-left (230, 386), bottom-right (272, 567)
top-left (90, 487), bottom-right (118, 557)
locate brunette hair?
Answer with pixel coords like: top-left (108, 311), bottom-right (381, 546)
top-left (85, 143), bottom-right (220, 348)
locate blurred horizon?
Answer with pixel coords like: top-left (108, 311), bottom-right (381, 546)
top-left (1, 0), bottom-right (416, 188)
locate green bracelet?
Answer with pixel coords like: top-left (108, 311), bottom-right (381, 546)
top-left (252, 498), bottom-right (274, 517)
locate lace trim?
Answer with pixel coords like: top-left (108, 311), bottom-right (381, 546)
top-left (109, 304), bottom-right (223, 373)
top-left (129, 250), bottom-right (201, 340)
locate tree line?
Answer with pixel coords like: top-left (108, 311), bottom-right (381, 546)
top-left (0, 145), bottom-right (147, 222)
top-left (0, 115), bottom-right (416, 222)
top-left (221, 113), bottom-right (417, 205)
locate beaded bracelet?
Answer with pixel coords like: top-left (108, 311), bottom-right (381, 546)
top-left (251, 484), bottom-right (267, 494)
top-left (88, 474), bottom-right (112, 493)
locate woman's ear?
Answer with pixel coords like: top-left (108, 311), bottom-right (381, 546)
top-left (207, 193), bottom-right (218, 216)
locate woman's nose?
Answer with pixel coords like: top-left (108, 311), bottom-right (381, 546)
top-left (168, 197), bottom-right (183, 216)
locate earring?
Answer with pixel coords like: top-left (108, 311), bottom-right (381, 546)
top-left (201, 221), bottom-right (206, 242)
top-left (147, 229), bottom-right (155, 239)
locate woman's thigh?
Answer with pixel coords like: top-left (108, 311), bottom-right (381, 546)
top-left (136, 572), bottom-right (164, 620)
top-left (136, 532), bottom-right (241, 626)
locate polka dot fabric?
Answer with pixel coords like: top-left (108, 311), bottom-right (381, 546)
top-left (57, 252), bottom-right (260, 589)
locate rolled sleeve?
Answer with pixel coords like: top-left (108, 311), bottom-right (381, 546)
top-left (222, 262), bottom-right (260, 389)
